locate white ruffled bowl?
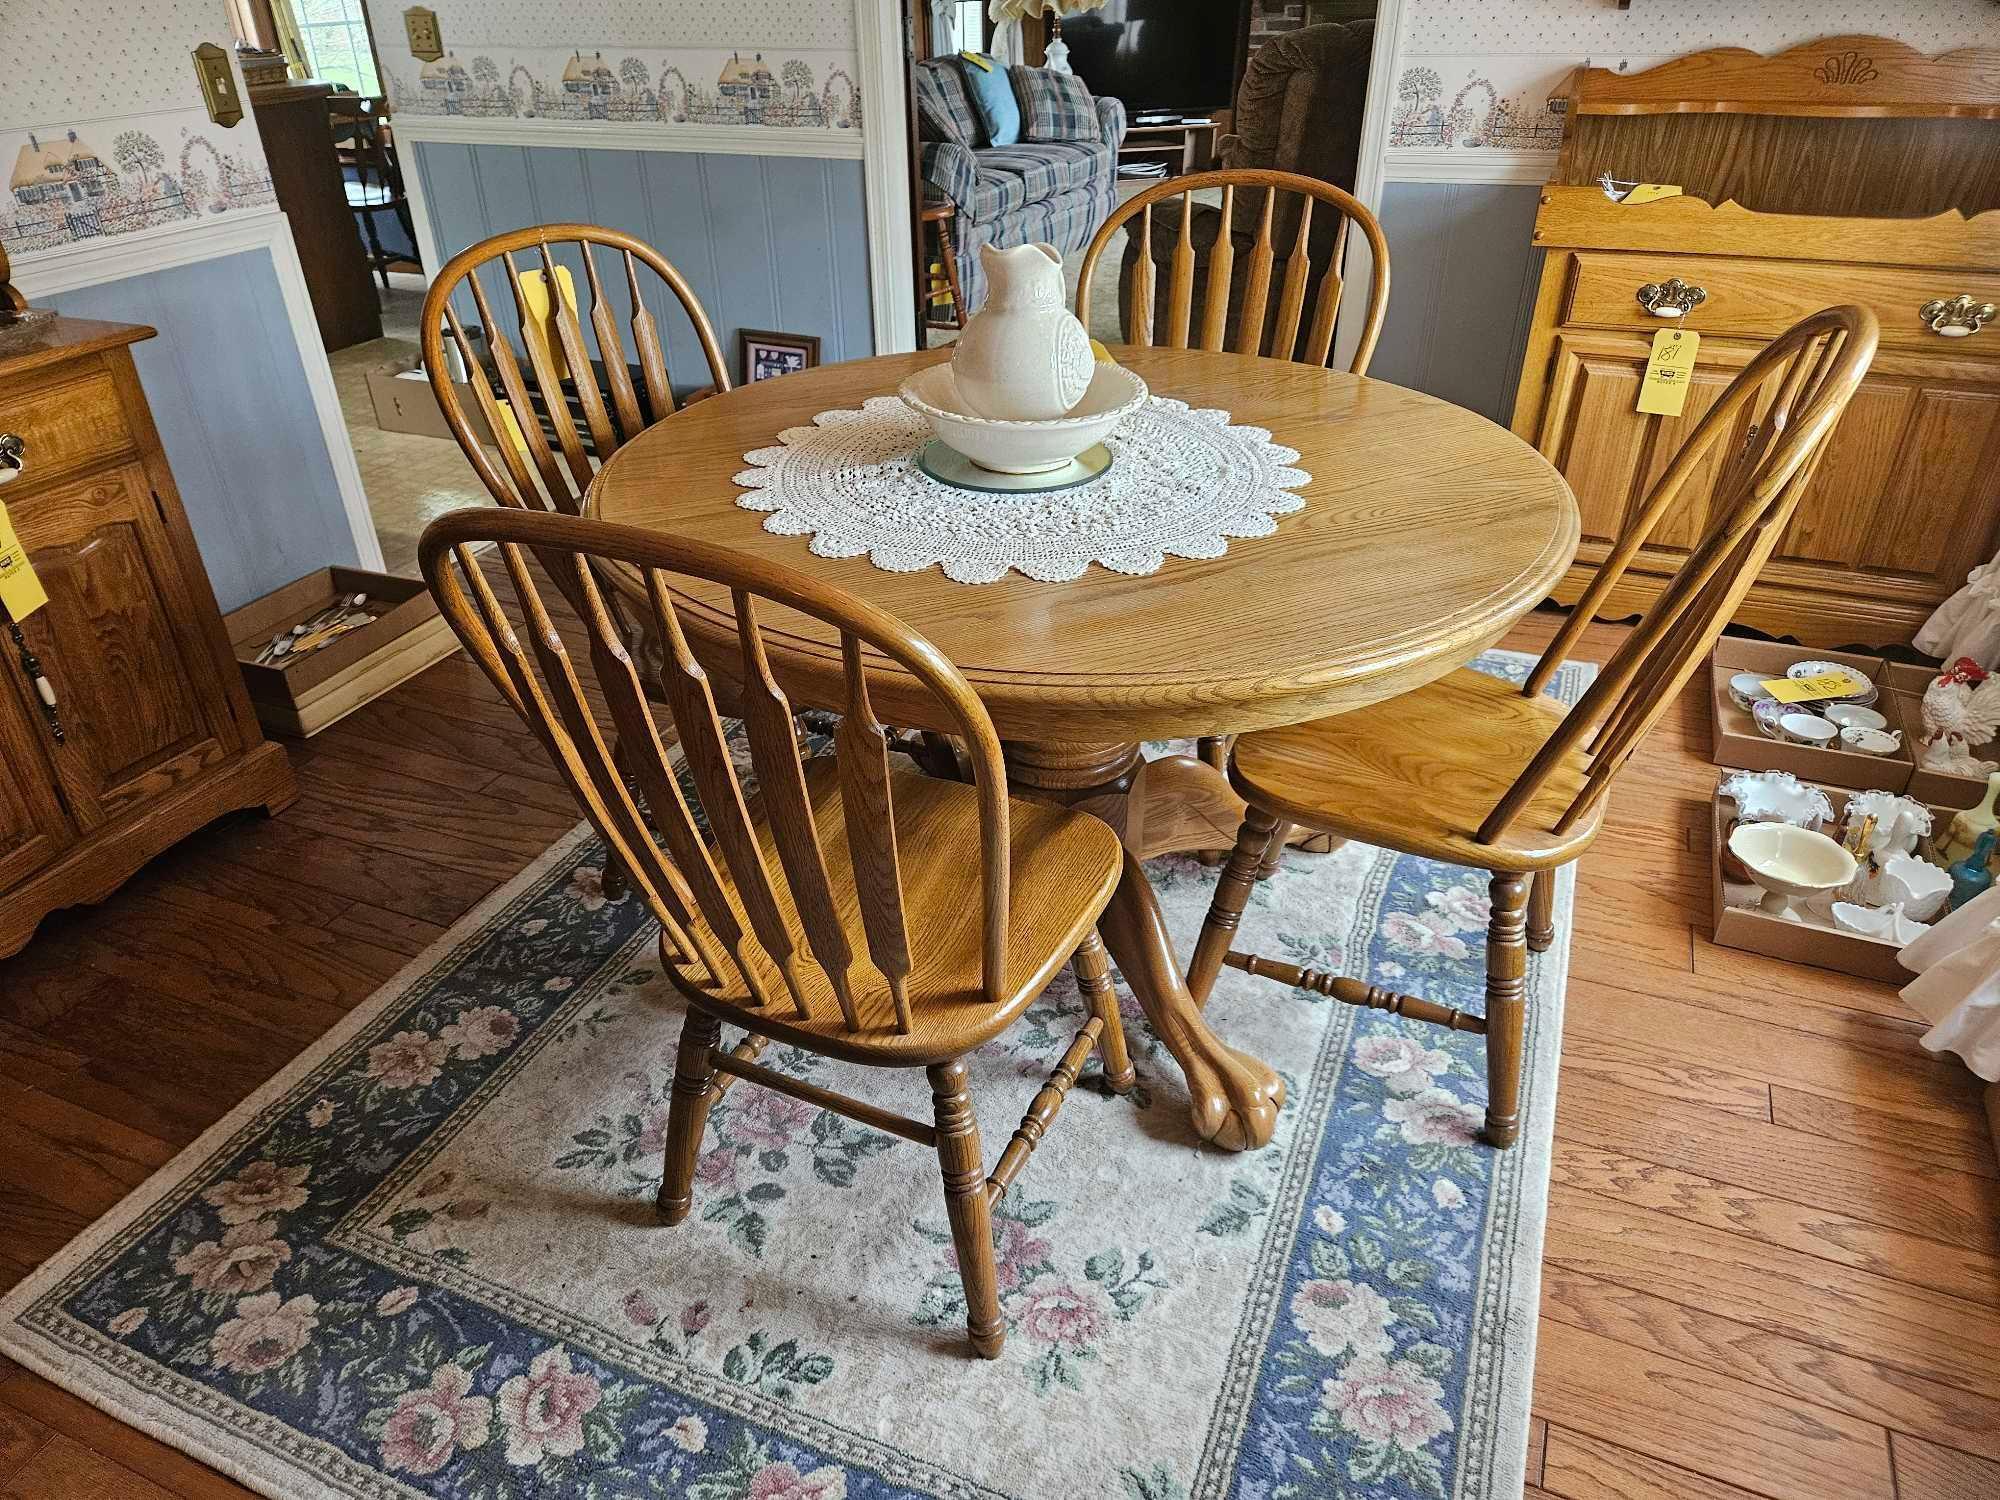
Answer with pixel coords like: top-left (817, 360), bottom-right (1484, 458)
top-left (898, 361), bottom-right (1148, 475)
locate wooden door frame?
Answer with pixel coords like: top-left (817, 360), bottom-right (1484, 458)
top-left (1331, 0), bottom-right (1403, 372)
top-left (859, 0), bottom-right (919, 353)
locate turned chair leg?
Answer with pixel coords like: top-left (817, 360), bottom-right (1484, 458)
top-left (1072, 930), bottom-right (1134, 1094)
top-left (1528, 868), bottom-right (1556, 953)
top-left (1482, 873), bottom-right (1532, 1150)
top-left (656, 1010), bottom-right (721, 1224)
top-left (1256, 822), bottom-right (1296, 881)
top-left (1187, 805), bottom-right (1281, 1006)
top-left (929, 1059), bottom-right (1004, 1358)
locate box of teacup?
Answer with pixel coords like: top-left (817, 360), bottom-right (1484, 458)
top-left (1708, 639), bottom-right (1913, 793)
top-left (1881, 660), bottom-right (2000, 806)
top-left (1710, 775), bottom-right (1958, 984)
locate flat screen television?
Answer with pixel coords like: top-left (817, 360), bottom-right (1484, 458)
top-left (1060, 1), bottom-right (1245, 119)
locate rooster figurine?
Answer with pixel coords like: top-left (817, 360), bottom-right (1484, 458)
top-left (1920, 657), bottom-right (2000, 775)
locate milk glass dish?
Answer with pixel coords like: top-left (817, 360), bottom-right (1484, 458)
top-left (1726, 822), bottom-right (1858, 921)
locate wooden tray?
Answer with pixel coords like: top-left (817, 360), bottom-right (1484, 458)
top-left (226, 566), bottom-right (458, 737)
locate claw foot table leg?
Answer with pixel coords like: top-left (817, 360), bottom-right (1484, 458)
top-left (1097, 847), bottom-right (1284, 1150)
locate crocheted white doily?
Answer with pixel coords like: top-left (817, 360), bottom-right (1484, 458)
top-left (733, 394), bottom-right (1309, 584)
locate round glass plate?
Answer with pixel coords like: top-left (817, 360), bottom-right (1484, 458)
top-left (915, 439), bottom-right (1113, 495)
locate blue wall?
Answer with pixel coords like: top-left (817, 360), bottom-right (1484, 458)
top-left (48, 248), bottom-right (359, 613)
top-left (1369, 182), bottom-right (1544, 427)
top-left (410, 141), bottom-right (875, 377)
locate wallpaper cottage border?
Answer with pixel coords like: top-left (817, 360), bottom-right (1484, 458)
top-left (1, 110), bottom-right (276, 254)
top-left (385, 46), bottom-right (862, 132)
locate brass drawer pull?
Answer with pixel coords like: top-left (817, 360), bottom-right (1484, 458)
top-left (1919, 295), bottom-right (1995, 338)
top-left (1636, 278), bottom-right (1707, 318)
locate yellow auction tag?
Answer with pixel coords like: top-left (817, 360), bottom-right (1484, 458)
top-left (1637, 328), bottom-right (1699, 417)
top-left (516, 264), bottom-right (580, 382)
top-left (1621, 183), bottom-right (1683, 205)
top-left (0, 498), bottom-right (48, 620)
top-left (1761, 671), bottom-right (1861, 703)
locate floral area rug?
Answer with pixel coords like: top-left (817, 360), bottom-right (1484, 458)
top-left (0, 650), bottom-right (1587, 1500)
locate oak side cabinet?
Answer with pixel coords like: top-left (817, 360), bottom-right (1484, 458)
top-left (0, 317), bottom-right (296, 958)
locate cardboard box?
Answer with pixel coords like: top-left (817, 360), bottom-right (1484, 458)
top-left (1710, 777), bottom-right (1930, 984)
top-left (1707, 638), bottom-right (1912, 793)
top-left (226, 566), bottom-right (460, 737)
top-left (1881, 660), bottom-right (2000, 806)
top-left (366, 359), bottom-right (496, 446)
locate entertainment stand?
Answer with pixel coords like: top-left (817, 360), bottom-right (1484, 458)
top-left (1115, 119), bottom-right (1218, 180)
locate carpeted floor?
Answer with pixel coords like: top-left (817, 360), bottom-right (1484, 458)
top-left (0, 651), bottom-right (1584, 1499)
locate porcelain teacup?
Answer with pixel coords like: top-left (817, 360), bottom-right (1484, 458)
top-left (1777, 712), bottom-right (1837, 747)
top-left (1839, 726), bottom-right (1902, 756)
top-left (1729, 672), bottom-right (1775, 711)
top-left (1824, 704), bottom-right (1887, 731)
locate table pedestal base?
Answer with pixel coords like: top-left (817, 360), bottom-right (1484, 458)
top-left (1007, 741), bottom-right (1285, 1151)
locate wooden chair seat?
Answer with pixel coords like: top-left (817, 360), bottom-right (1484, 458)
top-left (669, 760), bottom-right (1122, 1063)
top-left (1227, 668), bottom-right (1600, 872)
top-left (1190, 306), bottom-right (1878, 1155)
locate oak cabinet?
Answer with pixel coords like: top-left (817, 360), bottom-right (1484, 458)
top-left (0, 318), bottom-right (296, 957)
top-left (1512, 36), bottom-right (2000, 647)
top-left (1535, 327), bottom-right (2000, 644)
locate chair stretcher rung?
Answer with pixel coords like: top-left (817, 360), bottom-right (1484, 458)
top-left (703, 1032), bottom-right (770, 1104)
top-left (1225, 952), bottom-right (1487, 1034)
top-left (987, 1019), bottom-right (1103, 1205)
top-left (709, 1050), bottom-right (937, 1146)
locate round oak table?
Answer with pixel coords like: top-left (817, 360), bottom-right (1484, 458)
top-left (587, 346), bottom-right (1579, 1151)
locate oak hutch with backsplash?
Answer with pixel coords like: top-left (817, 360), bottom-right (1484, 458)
top-left (0, 315), bottom-right (296, 957)
top-left (1511, 36), bottom-right (2000, 648)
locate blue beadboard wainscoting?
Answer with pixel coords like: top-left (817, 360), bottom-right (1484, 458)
top-left (1368, 182), bottom-right (1545, 428)
top-left (42, 246), bottom-right (362, 613)
top-left (408, 141), bottom-right (876, 376)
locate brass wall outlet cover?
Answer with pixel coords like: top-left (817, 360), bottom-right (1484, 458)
top-left (405, 7), bottom-right (444, 62)
top-left (192, 42), bottom-right (244, 127)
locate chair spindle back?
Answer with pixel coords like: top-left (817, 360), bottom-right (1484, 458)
top-left (1486, 306), bottom-right (1878, 844)
top-left (418, 508), bottom-right (1012, 1035)
top-left (420, 225), bottom-right (731, 516)
top-left (1074, 169), bottom-right (1391, 374)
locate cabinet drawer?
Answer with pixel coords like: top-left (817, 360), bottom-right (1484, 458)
top-left (0, 362), bottom-right (136, 490)
top-left (1562, 252), bottom-right (2000, 353)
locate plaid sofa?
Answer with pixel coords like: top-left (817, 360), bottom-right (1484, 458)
top-left (915, 58), bottom-right (1125, 312)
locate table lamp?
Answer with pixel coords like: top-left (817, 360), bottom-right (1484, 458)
top-left (990, 0), bottom-right (1108, 74)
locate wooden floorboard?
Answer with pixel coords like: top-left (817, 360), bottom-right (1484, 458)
top-left (0, 608), bottom-right (1994, 1499)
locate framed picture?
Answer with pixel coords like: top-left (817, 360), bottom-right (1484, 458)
top-left (740, 328), bottom-right (821, 385)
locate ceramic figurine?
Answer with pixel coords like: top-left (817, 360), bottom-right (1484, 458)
top-left (1948, 828), bottom-right (1999, 911)
top-left (951, 242), bottom-right (1095, 421)
top-left (1918, 658), bottom-right (2000, 775)
top-left (1939, 771), bottom-right (2000, 867)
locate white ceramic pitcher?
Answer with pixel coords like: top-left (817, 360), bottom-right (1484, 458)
top-left (951, 242), bottom-right (1095, 421)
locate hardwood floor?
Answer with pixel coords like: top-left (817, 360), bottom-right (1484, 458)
top-left (1, 606), bottom-right (1995, 1499)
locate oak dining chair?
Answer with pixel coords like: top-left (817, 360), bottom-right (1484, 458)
top-left (419, 223), bottom-right (732, 517)
top-left (1077, 168), bottom-right (1393, 823)
top-left (328, 96), bottom-right (414, 291)
top-left (418, 506), bottom-right (1134, 1358)
top-left (1185, 305), bottom-right (1878, 1149)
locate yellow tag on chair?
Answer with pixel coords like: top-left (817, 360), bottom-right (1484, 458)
top-left (0, 498), bottom-right (48, 620)
top-left (1620, 183), bottom-right (1683, 205)
top-left (959, 50), bottom-right (994, 72)
top-left (1636, 328), bottom-right (1699, 417)
top-left (517, 263), bottom-right (580, 383)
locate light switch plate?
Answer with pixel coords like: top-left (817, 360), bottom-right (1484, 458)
top-left (191, 42), bottom-right (243, 127)
top-left (405, 7), bottom-right (443, 62)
